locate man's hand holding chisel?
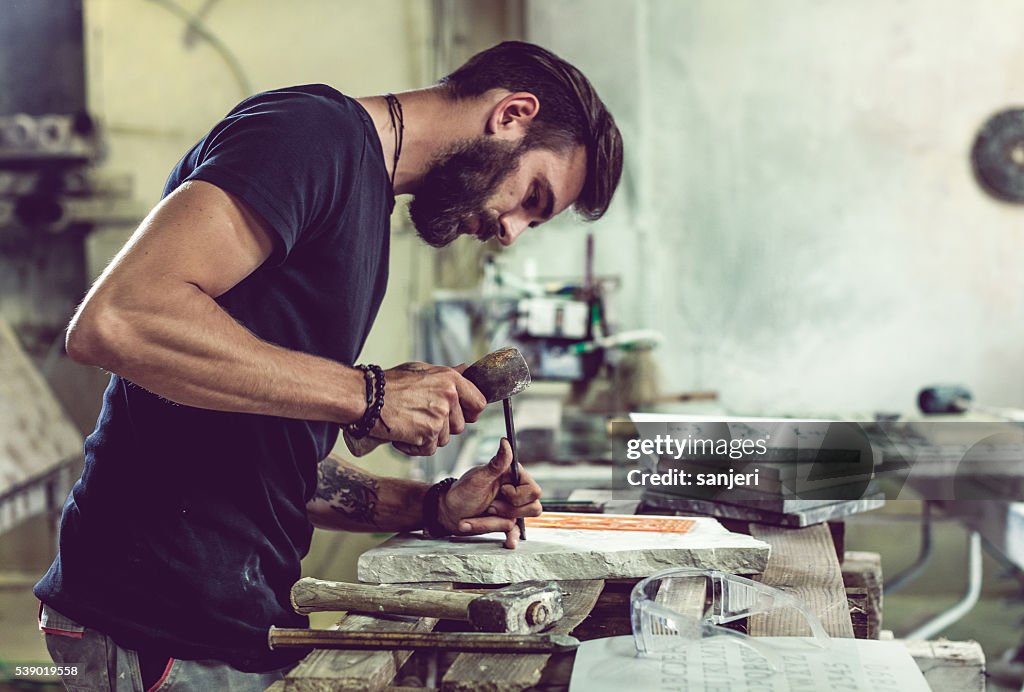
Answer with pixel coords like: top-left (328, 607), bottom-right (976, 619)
top-left (437, 438), bottom-right (542, 549)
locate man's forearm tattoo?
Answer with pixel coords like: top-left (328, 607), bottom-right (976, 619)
top-left (315, 463), bottom-right (379, 527)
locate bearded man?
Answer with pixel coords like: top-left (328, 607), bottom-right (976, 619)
top-left (35, 41), bottom-right (622, 690)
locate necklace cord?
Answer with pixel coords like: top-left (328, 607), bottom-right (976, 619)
top-left (384, 93), bottom-right (404, 191)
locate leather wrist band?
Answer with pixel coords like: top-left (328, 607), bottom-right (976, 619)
top-left (423, 477), bottom-right (457, 538)
top-left (344, 364), bottom-right (389, 439)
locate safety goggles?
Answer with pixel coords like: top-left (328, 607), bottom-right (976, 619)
top-left (630, 567), bottom-right (833, 672)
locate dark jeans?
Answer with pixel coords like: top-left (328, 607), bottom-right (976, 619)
top-left (39, 603), bottom-right (287, 691)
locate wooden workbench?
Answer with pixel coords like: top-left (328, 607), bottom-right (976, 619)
top-left (273, 521), bottom-right (858, 691)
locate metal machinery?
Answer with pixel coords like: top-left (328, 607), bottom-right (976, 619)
top-left (0, 1), bottom-right (139, 357)
top-left (415, 235), bottom-right (664, 498)
top-left (0, 1), bottom-right (136, 540)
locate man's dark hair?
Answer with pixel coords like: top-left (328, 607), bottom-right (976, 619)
top-left (440, 41), bottom-right (623, 221)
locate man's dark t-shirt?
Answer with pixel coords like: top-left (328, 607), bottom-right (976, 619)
top-left (35, 85), bottom-right (392, 671)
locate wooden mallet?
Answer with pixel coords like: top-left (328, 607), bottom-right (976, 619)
top-left (290, 577), bottom-right (563, 634)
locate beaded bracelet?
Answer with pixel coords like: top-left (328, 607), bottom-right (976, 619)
top-left (344, 364), bottom-right (390, 439)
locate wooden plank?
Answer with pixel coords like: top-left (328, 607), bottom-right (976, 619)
top-left (284, 613), bottom-right (438, 692)
top-left (748, 524), bottom-right (855, 638)
top-left (841, 551), bottom-right (883, 639)
top-left (844, 587), bottom-right (872, 640)
top-left (828, 521), bottom-right (845, 558)
top-left (441, 580), bottom-right (604, 692)
top-left (570, 580), bottom-right (633, 641)
top-left (899, 639), bottom-right (985, 692)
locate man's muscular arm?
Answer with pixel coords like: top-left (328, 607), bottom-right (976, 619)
top-left (67, 181), bottom-right (366, 423)
top-left (66, 181), bottom-right (484, 446)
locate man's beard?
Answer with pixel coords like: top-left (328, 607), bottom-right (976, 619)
top-left (408, 137), bottom-right (525, 248)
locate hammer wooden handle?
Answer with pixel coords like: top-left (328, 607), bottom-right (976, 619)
top-left (343, 430), bottom-right (386, 458)
top-left (291, 578), bottom-right (473, 619)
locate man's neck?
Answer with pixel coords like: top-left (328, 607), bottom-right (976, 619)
top-left (356, 87), bottom-right (496, 196)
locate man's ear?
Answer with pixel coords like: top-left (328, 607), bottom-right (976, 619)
top-left (486, 92), bottom-right (540, 140)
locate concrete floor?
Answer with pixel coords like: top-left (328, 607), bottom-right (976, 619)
top-left (2, 500), bottom-right (1021, 688)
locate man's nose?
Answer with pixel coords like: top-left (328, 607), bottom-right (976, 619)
top-left (497, 215), bottom-right (527, 246)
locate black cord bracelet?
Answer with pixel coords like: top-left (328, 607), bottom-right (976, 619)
top-left (423, 477), bottom-right (456, 537)
top-left (344, 364), bottom-right (388, 439)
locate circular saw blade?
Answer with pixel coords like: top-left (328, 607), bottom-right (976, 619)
top-left (972, 108), bottom-right (1024, 203)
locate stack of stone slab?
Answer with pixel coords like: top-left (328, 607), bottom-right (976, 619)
top-left (639, 451), bottom-right (885, 526)
top-left (630, 416), bottom-right (884, 527)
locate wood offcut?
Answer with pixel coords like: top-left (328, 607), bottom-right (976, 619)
top-left (842, 550), bottom-right (883, 639)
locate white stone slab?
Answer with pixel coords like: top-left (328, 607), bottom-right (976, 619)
top-left (358, 514), bottom-right (770, 584)
top-left (900, 639), bottom-right (985, 692)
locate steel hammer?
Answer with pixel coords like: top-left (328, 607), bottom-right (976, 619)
top-left (344, 347), bottom-right (532, 457)
top-left (290, 577), bottom-right (563, 634)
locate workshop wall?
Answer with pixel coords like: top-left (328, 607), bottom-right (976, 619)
top-left (519, 0), bottom-right (1024, 416)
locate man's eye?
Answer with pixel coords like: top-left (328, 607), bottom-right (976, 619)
top-left (527, 189), bottom-right (539, 207)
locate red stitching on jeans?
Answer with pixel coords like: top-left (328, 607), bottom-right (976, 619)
top-left (145, 658), bottom-right (175, 692)
top-left (39, 625), bottom-right (84, 639)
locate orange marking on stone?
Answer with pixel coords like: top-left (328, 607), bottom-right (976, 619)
top-left (525, 513), bottom-right (695, 533)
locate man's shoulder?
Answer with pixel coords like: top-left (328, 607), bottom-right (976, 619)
top-left (237, 84), bottom-right (349, 109)
top-left (227, 84), bottom-right (367, 135)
